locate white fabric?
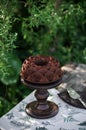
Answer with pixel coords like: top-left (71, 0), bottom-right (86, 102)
top-left (0, 89), bottom-right (86, 130)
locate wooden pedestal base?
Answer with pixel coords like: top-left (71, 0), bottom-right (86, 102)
top-left (25, 101), bottom-right (59, 119)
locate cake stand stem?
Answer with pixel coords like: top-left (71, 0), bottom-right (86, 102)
top-left (25, 88), bottom-right (59, 119)
top-left (35, 89), bottom-right (49, 110)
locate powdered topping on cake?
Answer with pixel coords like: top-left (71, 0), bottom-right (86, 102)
top-left (20, 55), bottom-right (62, 83)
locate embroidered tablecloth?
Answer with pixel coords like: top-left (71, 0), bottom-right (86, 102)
top-left (0, 89), bottom-right (86, 130)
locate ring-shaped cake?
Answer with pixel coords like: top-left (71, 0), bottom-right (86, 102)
top-left (20, 55), bottom-right (62, 84)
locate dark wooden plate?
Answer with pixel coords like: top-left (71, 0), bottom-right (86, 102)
top-left (58, 88), bottom-right (86, 109)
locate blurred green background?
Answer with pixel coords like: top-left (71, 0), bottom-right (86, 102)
top-left (0, 0), bottom-right (86, 116)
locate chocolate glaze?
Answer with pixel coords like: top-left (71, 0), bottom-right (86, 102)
top-left (20, 55), bottom-right (62, 83)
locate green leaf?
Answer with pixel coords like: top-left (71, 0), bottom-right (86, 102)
top-left (0, 53), bottom-right (21, 85)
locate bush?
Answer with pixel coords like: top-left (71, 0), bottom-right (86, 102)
top-left (14, 0), bottom-right (86, 64)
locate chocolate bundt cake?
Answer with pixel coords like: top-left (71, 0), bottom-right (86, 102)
top-left (20, 55), bottom-right (62, 83)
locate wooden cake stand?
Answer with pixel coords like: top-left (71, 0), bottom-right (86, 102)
top-left (21, 78), bottom-right (62, 119)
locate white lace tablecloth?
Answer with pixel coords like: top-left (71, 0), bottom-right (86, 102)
top-left (0, 89), bottom-right (86, 130)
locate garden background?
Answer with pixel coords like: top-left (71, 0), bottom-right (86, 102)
top-left (0, 0), bottom-right (86, 116)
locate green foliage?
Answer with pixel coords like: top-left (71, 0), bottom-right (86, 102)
top-left (0, 2), bottom-right (21, 85)
top-left (16, 0), bottom-right (86, 63)
top-left (0, 53), bottom-right (21, 85)
top-left (0, 1), bottom-right (22, 116)
top-left (56, 1), bottom-right (86, 63)
top-left (21, 1), bottom-right (60, 55)
top-left (0, 0), bottom-right (86, 116)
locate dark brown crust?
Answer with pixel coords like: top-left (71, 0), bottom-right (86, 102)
top-left (20, 55), bottom-right (62, 83)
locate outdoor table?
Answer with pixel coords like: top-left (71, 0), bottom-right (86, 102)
top-left (0, 88), bottom-right (86, 130)
top-left (0, 63), bottom-right (86, 130)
